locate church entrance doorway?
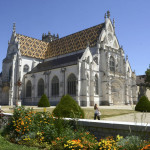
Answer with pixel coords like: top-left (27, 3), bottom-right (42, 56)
top-left (111, 80), bottom-right (124, 105)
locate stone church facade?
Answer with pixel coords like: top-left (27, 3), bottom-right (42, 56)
top-left (0, 11), bottom-right (137, 106)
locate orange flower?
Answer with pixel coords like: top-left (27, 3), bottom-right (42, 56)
top-left (56, 137), bottom-right (60, 140)
top-left (141, 144), bottom-right (150, 150)
top-left (21, 120), bottom-right (24, 125)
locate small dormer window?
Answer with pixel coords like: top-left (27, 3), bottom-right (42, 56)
top-left (94, 56), bottom-right (98, 65)
top-left (86, 56), bottom-right (90, 64)
top-left (23, 65), bottom-right (29, 72)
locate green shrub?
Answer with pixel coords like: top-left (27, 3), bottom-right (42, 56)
top-left (38, 94), bottom-right (50, 107)
top-left (53, 95), bottom-right (84, 118)
top-left (135, 96), bottom-right (150, 112)
top-left (116, 135), bottom-right (147, 150)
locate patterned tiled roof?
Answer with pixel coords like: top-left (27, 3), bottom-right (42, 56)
top-left (16, 34), bottom-right (48, 59)
top-left (17, 23), bottom-right (105, 59)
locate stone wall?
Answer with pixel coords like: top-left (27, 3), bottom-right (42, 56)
top-left (1, 113), bottom-right (150, 140)
top-left (65, 118), bottom-right (150, 140)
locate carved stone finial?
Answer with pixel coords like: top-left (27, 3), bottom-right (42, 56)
top-left (87, 41), bottom-right (90, 47)
top-left (104, 13), bottom-right (106, 19)
top-left (57, 33), bottom-right (59, 38)
top-left (113, 18), bottom-right (115, 28)
top-left (13, 23), bottom-right (16, 33)
top-left (107, 10), bottom-right (110, 18)
top-left (48, 31), bottom-right (51, 35)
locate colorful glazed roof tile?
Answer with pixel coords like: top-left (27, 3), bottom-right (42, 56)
top-left (16, 34), bottom-right (48, 59)
top-left (17, 23), bottom-right (105, 59)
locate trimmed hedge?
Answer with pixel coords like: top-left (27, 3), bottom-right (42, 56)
top-left (135, 96), bottom-right (150, 112)
top-left (53, 95), bottom-right (84, 118)
top-left (38, 94), bottom-right (50, 107)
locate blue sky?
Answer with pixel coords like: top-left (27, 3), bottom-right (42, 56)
top-left (0, 0), bottom-right (150, 75)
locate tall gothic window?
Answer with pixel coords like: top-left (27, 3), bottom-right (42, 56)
top-left (26, 80), bottom-right (32, 97)
top-left (38, 78), bottom-right (44, 96)
top-left (9, 66), bottom-right (12, 81)
top-left (24, 65), bottom-right (29, 72)
top-left (109, 56), bottom-right (115, 71)
top-left (67, 74), bottom-right (76, 95)
top-left (95, 74), bottom-right (99, 95)
top-left (51, 76), bottom-right (59, 96)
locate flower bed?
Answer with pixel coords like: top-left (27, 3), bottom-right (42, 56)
top-left (1, 106), bottom-right (150, 150)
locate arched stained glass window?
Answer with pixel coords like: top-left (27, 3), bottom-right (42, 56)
top-left (95, 74), bottom-right (99, 95)
top-left (38, 78), bottom-right (44, 96)
top-left (67, 74), bottom-right (76, 95)
top-left (51, 76), bottom-right (59, 96)
top-left (24, 65), bottom-right (29, 72)
top-left (109, 56), bottom-right (115, 71)
top-left (26, 80), bottom-right (32, 97)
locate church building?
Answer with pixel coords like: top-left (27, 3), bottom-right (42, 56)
top-left (0, 11), bottom-right (137, 106)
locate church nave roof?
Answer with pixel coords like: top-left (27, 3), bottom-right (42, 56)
top-left (28, 52), bottom-right (83, 74)
top-left (17, 23), bottom-right (105, 60)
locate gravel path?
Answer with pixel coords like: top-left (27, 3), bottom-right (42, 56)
top-left (103, 112), bottom-right (150, 123)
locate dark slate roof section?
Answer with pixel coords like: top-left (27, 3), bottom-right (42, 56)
top-left (0, 72), bottom-right (2, 77)
top-left (28, 52), bottom-right (83, 74)
top-left (136, 75), bottom-right (146, 85)
top-left (136, 75), bottom-right (150, 87)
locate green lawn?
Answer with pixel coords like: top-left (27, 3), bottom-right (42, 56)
top-left (2, 106), bottom-right (135, 120)
top-left (0, 135), bottom-right (38, 150)
top-left (32, 107), bottom-right (135, 119)
top-left (83, 108), bottom-right (135, 119)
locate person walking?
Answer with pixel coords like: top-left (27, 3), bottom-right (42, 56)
top-left (94, 104), bottom-right (101, 120)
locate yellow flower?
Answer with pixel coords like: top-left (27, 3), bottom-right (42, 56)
top-left (43, 108), bottom-right (47, 112)
top-left (64, 144), bottom-right (68, 147)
